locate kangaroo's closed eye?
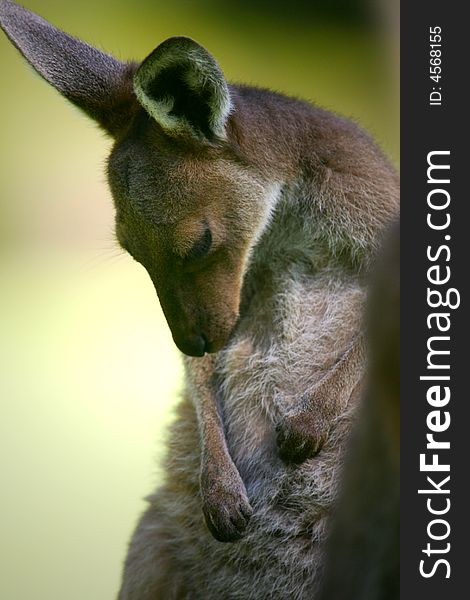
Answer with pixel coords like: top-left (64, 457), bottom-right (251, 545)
top-left (186, 227), bottom-right (212, 260)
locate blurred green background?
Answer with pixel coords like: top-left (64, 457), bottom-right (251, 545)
top-left (0, 1), bottom-right (398, 598)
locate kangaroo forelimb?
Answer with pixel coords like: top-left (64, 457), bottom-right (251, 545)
top-left (184, 354), bottom-right (252, 542)
top-left (276, 334), bottom-right (366, 464)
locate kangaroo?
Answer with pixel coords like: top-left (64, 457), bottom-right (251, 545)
top-left (0, 2), bottom-right (399, 598)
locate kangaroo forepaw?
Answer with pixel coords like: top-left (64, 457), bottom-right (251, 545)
top-left (276, 412), bottom-right (328, 464)
top-left (201, 470), bottom-right (253, 543)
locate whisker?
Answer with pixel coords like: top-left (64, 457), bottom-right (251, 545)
top-left (78, 243), bottom-right (128, 273)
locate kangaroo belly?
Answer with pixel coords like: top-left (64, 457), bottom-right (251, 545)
top-left (217, 274), bottom-right (365, 465)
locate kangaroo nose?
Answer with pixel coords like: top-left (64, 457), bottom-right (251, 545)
top-left (175, 333), bottom-right (209, 357)
top-left (188, 334), bottom-right (207, 357)
top-left (199, 333), bottom-right (209, 353)
top-left (192, 333), bottom-right (215, 356)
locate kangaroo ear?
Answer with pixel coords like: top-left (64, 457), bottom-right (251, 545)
top-left (0, 0), bottom-right (136, 136)
top-left (134, 36), bottom-right (231, 142)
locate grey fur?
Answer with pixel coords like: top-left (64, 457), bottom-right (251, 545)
top-left (0, 3), bottom-right (400, 598)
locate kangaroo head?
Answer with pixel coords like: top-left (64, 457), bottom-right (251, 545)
top-left (0, 2), bottom-right (277, 356)
top-left (108, 111), bottom-right (274, 356)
